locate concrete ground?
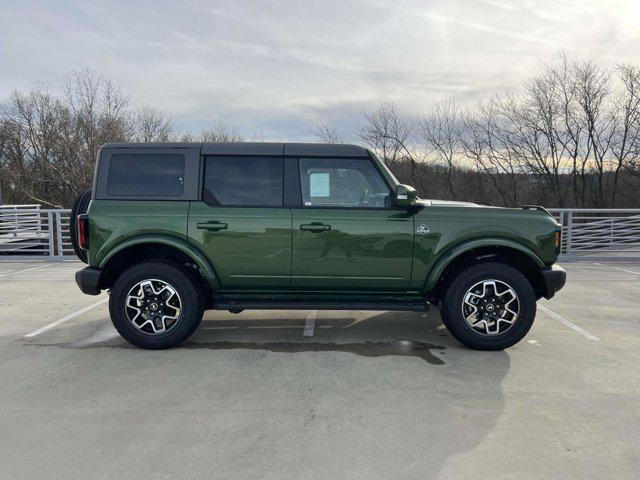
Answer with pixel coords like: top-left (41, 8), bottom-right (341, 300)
top-left (0, 260), bottom-right (638, 479)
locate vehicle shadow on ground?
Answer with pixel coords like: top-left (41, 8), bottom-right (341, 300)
top-left (20, 309), bottom-right (511, 478)
top-left (26, 308), bottom-right (501, 370)
top-left (184, 310), bottom-right (510, 477)
top-left (44, 309), bottom-right (453, 365)
top-left (188, 310), bottom-right (512, 476)
top-left (186, 311), bottom-right (450, 365)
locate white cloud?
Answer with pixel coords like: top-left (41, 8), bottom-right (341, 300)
top-left (1, 0), bottom-right (640, 140)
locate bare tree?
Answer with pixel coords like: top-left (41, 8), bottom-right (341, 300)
top-left (4, 55), bottom-right (640, 209)
top-left (571, 60), bottom-right (616, 206)
top-left (420, 98), bottom-right (461, 198)
top-left (460, 99), bottom-right (523, 206)
top-left (0, 71), bottom-right (131, 206)
top-left (360, 100), bottom-right (419, 164)
top-left (359, 100), bottom-right (427, 192)
top-left (198, 121), bottom-right (245, 142)
top-left (609, 64), bottom-right (640, 205)
top-left (313, 121), bottom-right (347, 144)
top-left (130, 106), bottom-right (174, 142)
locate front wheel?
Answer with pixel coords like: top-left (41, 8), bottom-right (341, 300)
top-left (109, 262), bottom-right (203, 349)
top-left (440, 262), bottom-right (536, 350)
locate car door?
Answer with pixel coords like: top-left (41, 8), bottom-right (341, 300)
top-left (188, 155), bottom-right (291, 289)
top-left (291, 157), bottom-right (414, 290)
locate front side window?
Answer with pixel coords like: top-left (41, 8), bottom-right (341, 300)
top-left (299, 158), bottom-right (390, 208)
top-left (107, 154), bottom-right (185, 196)
top-left (204, 156), bottom-right (283, 206)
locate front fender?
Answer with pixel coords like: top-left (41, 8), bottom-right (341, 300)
top-left (423, 237), bottom-right (545, 292)
top-left (99, 234), bottom-right (220, 289)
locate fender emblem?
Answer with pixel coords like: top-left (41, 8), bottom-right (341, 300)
top-left (417, 224), bottom-right (429, 235)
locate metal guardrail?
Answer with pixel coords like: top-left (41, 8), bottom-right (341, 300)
top-left (549, 209), bottom-right (640, 259)
top-left (2, 205), bottom-right (640, 262)
top-left (0, 205), bottom-right (73, 261)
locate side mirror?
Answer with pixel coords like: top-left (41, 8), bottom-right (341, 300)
top-left (395, 184), bottom-right (418, 206)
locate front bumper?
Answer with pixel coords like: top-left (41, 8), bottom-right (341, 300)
top-left (541, 264), bottom-right (566, 299)
top-left (75, 267), bottom-right (103, 295)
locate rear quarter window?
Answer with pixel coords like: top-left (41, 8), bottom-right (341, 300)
top-left (106, 154), bottom-right (185, 196)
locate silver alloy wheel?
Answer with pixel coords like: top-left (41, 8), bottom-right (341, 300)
top-left (462, 279), bottom-right (520, 336)
top-left (125, 279), bottom-right (182, 335)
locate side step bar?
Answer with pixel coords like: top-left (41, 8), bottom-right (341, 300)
top-left (214, 300), bottom-right (429, 312)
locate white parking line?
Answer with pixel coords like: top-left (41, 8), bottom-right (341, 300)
top-left (538, 304), bottom-right (600, 341)
top-left (303, 310), bottom-right (317, 337)
top-left (615, 267), bottom-right (640, 276)
top-left (70, 324), bottom-right (119, 347)
top-left (24, 298), bottom-right (108, 338)
top-left (0, 263), bottom-right (55, 278)
top-left (246, 326), bottom-right (299, 330)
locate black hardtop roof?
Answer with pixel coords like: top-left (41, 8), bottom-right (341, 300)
top-left (101, 142), bottom-right (369, 157)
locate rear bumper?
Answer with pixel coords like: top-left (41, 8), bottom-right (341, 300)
top-left (75, 267), bottom-right (103, 295)
top-left (541, 265), bottom-right (566, 299)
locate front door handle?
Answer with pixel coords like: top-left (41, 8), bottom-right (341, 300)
top-left (197, 221), bottom-right (228, 231)
top-left (300, 223), bottom-right (331, 233)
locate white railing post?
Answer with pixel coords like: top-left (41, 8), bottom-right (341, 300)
top-left (55, 211), bottom-right (63, 261)
top-left (610, 218), bottom-right (614, 246)
top-left (13, 208), bottom-right (18, 238)
top-left (47, 211), bottom-right (54, 260)
top-left (36, 205), bottom-right (42, 234)
top-left (566, 211), bottom-right (573, 256)
top-left (558, 211), bottom-right (565, 254)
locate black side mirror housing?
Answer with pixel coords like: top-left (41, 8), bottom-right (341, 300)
top-left (395, 184), bottom-right (418, 206)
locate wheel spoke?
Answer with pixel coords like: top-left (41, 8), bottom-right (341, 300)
top-left (124, 278), bottom-right (182, 335)
top-left (461, 279), bottom-right (520, 336)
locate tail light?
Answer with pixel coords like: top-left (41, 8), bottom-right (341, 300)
top-left (78, 214), bottom-right (89, 250)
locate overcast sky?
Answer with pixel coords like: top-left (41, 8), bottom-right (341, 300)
top-left (2, 0), bottom-right (640, 140)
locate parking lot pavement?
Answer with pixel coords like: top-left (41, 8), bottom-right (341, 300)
top-left (0, 260), bottom-right (639, 479)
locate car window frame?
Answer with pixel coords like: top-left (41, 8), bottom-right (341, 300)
top-left (201, 155), bottom-right (285, 208)
top-left (293, 156), bottom-right (399, 210)
top-left (94, 147), bottom-right (200, 201)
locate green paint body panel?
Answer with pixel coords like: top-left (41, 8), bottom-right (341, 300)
top-left (291, 208), bottom-right (414, 290)
top-left (88, 200), bottom-right (219, 288)
top-left (187, 202), bottom-right (291, 289)
top-left (87, 199), bottom-right (559, 298)
top-left (410, 205), bottom-right (558, 291)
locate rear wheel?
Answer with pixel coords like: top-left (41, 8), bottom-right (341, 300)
top-left (70, 188), bottom-right (92, 263)
top-left (109, 262), bottom-right (203, 349)
top-left (440, 262), bottom-right (536, 350)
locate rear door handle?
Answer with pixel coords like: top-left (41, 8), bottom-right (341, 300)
top-left (197, 221), bottom-right (228, 231)
top-left (300, 223), bottom-right (331, 232)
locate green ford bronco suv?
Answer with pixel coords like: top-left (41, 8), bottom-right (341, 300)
top-left (73, 142), bottom-right (565, 350)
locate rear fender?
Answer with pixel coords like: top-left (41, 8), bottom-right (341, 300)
top-left (99, 234), bottom-right (220, 289)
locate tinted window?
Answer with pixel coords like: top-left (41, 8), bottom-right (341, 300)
top-left (204, 157), bottom-right (283, 206)
top-left (107, 154), bottom-right (185, 196)
top-left (299, 158), bottom-right (390, 208)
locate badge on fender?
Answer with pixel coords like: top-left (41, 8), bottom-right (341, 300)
top-left (417, 224), bottom-right (429, 235)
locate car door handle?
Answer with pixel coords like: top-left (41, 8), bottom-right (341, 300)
top-left (300, 223), bottom-right (331, 232)
top-left (197, 221), bottom-right (228, 231)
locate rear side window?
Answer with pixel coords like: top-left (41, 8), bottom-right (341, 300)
top-left (204, 157), bottom-right (283, 206)
top-left (107, 154), bottom-right (185, 196)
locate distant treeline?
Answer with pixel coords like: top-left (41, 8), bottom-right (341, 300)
top-left (2, 54), bottom-right (640, 208)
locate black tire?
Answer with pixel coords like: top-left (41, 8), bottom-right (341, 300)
top-left (440, 262), bottom-right (536, 350)
top-left (109, 262), bottom-right (204, 349)
top-left (70, 188), bottom-right (92, 263)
